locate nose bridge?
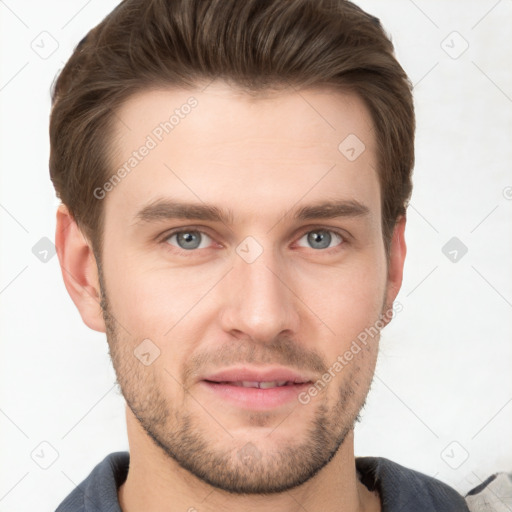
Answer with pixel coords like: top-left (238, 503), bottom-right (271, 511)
top-left (221, 237), bottom-right (299, 340)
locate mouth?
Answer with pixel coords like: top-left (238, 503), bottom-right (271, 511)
top-left (199, 367), bottom-right (314, 410)
top-left (205, 380), bottom-right (304, 389)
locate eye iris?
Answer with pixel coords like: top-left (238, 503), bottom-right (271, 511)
top-left (177, 231), bottom-right (201, 250)
top-left (308, 230), bottom-right (331, 249)
top-left (173, 230), bottom-right (335, 251)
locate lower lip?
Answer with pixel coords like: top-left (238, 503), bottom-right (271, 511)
top-left (200, 381), bottom-right (311, 410)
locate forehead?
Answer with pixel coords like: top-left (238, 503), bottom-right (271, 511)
top-left (105, 82), bottom-right (380, 227)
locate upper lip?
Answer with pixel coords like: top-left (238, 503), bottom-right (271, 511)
top-left (201, 366), bottom-right (314, 384)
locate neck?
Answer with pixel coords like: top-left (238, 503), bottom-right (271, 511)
top-left (118, 406), bottom-right (380, 512)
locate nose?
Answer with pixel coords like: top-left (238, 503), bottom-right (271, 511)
top-left (219, 243), bottom-right (301, 343)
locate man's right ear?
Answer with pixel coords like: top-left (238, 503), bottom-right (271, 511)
top-left (55, 204), bottom-right (106, 333)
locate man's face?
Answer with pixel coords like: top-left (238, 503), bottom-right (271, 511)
top-left (97, 82), bottom-right (396, 493)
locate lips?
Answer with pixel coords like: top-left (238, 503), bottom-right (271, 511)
top-left (200, 367), bottom-right (314, 410)
top-left (216, 380), bottom-right (294, 389)
top-left (202, 367), bottom-right (312, 386)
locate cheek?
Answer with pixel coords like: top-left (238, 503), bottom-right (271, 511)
top-left (101, 259), bottom-right (216, 378)
top-left (101, 250), bottom-right (205, 331)
top-left (102, 230), bottom-right (387, 349)
top-left (298, 254), bottom-right (386, 330)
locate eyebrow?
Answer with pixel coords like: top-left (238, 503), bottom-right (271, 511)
top-left (133, 198), bottom-right (370, 226)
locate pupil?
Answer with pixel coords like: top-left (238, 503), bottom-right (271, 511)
top-left (178, 231), bottom-right (200, 250)
top-left (175, 230), bottom-right (332, 251)
top-left (309, 230), bottom-right (330, 249)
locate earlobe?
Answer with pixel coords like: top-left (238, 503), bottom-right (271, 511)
top-left (383, 215), bottom-right (407, 319)
top-left (55, 204), bottom-right (106, 333)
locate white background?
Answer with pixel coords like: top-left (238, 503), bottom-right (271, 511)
top-left (1, 1), bottom-right (511, 510)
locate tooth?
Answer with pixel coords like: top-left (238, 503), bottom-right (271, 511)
top-left (276, 380), bottom-right (287, 386)
top-left (259, 381), bottom-right (278, 389)
top-left (241, 381), bottom-right (260, 388)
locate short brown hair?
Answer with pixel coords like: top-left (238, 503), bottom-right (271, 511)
top-left (49, 0), bottom-right (414, 260)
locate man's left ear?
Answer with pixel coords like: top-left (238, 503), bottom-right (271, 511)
top-left (383, 215), bottom-right (407, 320)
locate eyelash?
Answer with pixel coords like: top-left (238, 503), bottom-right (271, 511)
top-left (158, 225), bottom-right (349, 256)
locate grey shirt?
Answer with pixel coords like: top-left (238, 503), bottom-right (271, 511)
top-left (55, 451), bottom-right (489, 511)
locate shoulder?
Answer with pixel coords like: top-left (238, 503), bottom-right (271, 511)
top-left (465, 471), bottom-right (512, 512)
top-left (356, 456), bottom-right (470, 511)
top-left (54, 451), bottom-right (129, 512)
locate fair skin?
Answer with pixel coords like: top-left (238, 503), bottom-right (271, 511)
top-left (56, 81), bottom-right (406, 512)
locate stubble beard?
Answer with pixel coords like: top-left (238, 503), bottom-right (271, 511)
top-left (98, 269), bottom-right (378, 495)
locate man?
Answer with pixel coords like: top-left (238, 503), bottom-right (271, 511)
top-left (49, 0), bottom-right (508, 510)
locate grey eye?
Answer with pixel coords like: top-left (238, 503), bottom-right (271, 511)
top-left (298, 230), bottom-right (343, 250)
top-left (167, 230), bottom-right (212, 250)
